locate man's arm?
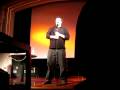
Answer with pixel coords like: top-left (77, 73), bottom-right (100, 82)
top-left (46, 29), bottom-right (51, 39)
top-left (55, 29), bottom-right (70, 40)
top-left (55, 32), bottom-right (65, 39)
top-left (63, 28), bottom-right (70, 40)
top-left (50, 35), bottom-right (59, 39)
top-left (46, 29), bottom-right (59, 39)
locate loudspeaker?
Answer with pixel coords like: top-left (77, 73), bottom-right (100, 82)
top-left (0, 69), bottom-right (9, 90)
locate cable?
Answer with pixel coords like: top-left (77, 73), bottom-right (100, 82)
top-left (11, 56), bottom-right (26, 62)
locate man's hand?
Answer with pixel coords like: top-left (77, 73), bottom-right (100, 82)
top-left (50, 34), bottom-right (59, 39)
top-left (50, 32), bottom-right (65, 39)
top-left (55, 31), bottom-right (65, 39)
top-left (55, 31), bottom-right (60, 36)
top-left (54, 34), bottom-right (59, 39)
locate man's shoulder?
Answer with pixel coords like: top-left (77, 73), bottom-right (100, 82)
top-left (49, 26), bottom-right (56, 29)
top-left (61, 27), bottom-right (68, 31)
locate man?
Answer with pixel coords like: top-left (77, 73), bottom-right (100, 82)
top-left (44, 17), bottom-right (70, 85)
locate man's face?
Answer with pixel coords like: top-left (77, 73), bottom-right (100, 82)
top-left (55, 18), bottom-right (62, 27)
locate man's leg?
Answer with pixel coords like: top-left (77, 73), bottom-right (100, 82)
top-left (57, 49), bottom-right (67, 85)
top-left (44, 49), bottom-right (56, 84)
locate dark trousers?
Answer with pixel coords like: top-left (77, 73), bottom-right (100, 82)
top-left (46, 49), bottom-right (67, 81)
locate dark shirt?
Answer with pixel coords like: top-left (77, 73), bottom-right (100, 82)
top-left (46, 26), bottom-right (70, 49)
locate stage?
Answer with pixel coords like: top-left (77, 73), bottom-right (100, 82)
top-left (31, 76), bottom-right (86, 90)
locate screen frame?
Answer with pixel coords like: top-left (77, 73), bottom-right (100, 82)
top-left (30, 1), bottom-right (83, 59)
top-left (3, 0), bottom-right (84, 37)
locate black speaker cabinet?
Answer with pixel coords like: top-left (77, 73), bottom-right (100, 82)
top-left (0, 69), bottom-right (9, 90)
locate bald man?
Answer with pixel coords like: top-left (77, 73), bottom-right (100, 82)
top-left (44, 17), bottom-right (70, 85)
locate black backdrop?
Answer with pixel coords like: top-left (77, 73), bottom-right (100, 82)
top-left (14, 8), bottom-right (32, 45)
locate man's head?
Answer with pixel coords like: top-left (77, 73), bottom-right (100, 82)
top-left (55, 17), bottom-right (62, 28)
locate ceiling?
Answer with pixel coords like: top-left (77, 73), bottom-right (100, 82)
top-left (0, 0), bottom-right (86, 6)
top-left (0, 0), bottom-right (12, 6)
top-left (0, 0), bottom-right (26, 6)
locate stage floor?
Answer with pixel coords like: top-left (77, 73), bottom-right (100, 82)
top-left (31, 76), bottom-right (86, 90)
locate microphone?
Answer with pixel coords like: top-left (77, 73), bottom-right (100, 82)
top-left (56, 24), bottom-right (58, 27)
top-left (56, 24), bottom-right (59, 32)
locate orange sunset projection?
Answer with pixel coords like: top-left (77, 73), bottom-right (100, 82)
top-left (30, 1), bottom-right (84, 58)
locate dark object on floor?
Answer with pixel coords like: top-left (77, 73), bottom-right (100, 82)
top-left (0, 69), bottom-right (9, 90)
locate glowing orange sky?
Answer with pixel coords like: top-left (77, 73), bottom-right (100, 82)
top-left (30, 1), bottom-right (84, 58)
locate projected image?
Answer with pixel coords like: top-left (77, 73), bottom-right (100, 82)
top-left (30, 1), bottom-right (83, 58)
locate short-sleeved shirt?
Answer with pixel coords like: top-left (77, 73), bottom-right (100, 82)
top-left (46, 26), bottom-right (70, 49)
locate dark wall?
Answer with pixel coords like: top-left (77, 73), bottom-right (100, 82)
top-left (14, 8), bottom-right (32, 45)
top-left (75, 0), bottom-right (97, 75)
top-left (75, 1), bottom-right (117, 90)
top-left (75, 0), bottom-right (97, 89)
